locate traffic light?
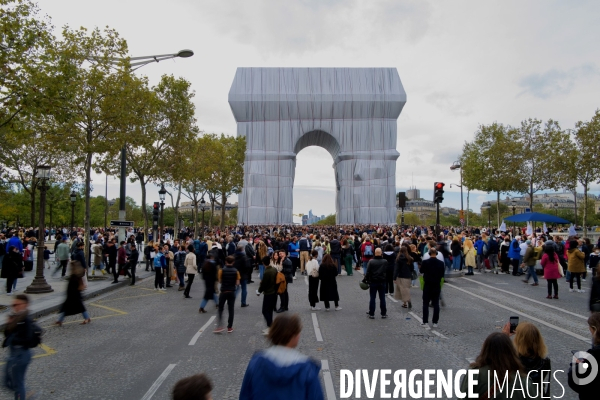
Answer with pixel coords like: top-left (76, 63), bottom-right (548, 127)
top-left (397, 192), bottom-right (406, 208)
top-left (433, 182), bottom-right (445, 204)
top-left (152, 202), bottom-right (159, 226)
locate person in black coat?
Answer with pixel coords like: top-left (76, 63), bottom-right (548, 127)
top-left (1, 246), bottom-right (23, 294)
top-left (199, 255), bottom-right (218, 313)
top-left (382, 244), bottom-right (396, 295)
top-left (233, 245), bottom-right (250, 307)
top-left (55, 260), bottom-right (90, 325)
top-left (3, 294), bottom-right (34, 399)
top-left (420, 248), bottom-right (445, 327)
top-left (568, 313), bottom-right (600, 399)
top-left (319, 254), bottom-right (340, 311)
top-left (127, 244), bottom-right (139, 286)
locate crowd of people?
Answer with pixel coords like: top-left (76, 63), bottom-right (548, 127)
top-left (2, 223), bottom-right (600, 398)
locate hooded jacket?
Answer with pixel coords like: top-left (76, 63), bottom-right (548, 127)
top-left (240, 346), bottom-right (323, 400)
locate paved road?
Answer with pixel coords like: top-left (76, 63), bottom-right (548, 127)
top-left (0, 268), bottom-right (592, 399)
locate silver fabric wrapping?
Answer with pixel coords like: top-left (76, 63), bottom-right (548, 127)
top-left (228, 68), bottom-right (407, 225)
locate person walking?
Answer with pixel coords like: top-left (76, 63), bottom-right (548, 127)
top-left (499, 236), bottom-right (511, 274)
top-left (183, 244), bottom-right (197, 298)
top-left (174, 245), bottom-right (187, 292)
top-left (105, 239), bottom-right (117, 277)
top-left (305, 250), bottom-right (320, 310)
top-left (298, 235), bottom-right (311, 276)
top-left (360, 237), bottom-right (375, 275)
top-left (522, 240), bottom-right (539, 286)
top-left (1, 247), bottom-right (23, 295)
top-left (364, 248), bottom-right (387, 319)
top-left (55, 237), bottom-right (71, 277)
top-left (214, 256), bottom-right (239, 334)
top-left (568, 239), bottom-right (586, 293)
top-left (113, 241), bottom-right (127, 284)
top-left (199, 255), bottom-right (218, 313)
top-left (55, 260), bottom-right (91, 325)
top-left (91, 241), bottom-right (105, 276)
top-left (277, 250), bottom-right (293, 313)
top-left (508, 236), bottom-right (523, 276)
top-left (341, 239), bottom-right (354, 276)
top-left (3, 294), bottom-right (35, 399)
top-left (487, 235), bottom-right (500, 274)
top-left (450, 237), bottom-right (462, 271)
top-left (239, 314), bottom-right (324, 400)
top-left (329, 235), bottom-right (342, 275)
top-left (287, 237), bottom-right (300, 279)
top-left (394, 245), bottom-right (413, 309)
top-left (420, 248), bottom-right (445, 328)
top-left (234, 244), bottom-right (250, 308)
top-left (382, 244), bottom-right (396, 294)
top-left (257, 256), bottom-right (278, 335)
top-left (319, 255), bottom-right (341, 311)
top-left (144, 241), bottom-right (154, 272)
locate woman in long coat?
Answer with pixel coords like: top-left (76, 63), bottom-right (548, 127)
top-left (199, 255), bottom-right (218, 313)
top-left (394, 246), bottom-right (413, 308)
top-left (1, 246), bottom-right (23, 294)
top-left (319, 254), bottom-right (341, 311)
top-left (305, 250), bottom-right (320, 310)
top-left (55, 262), bottom-right (90, 325)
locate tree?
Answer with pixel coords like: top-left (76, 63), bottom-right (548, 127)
top-left (124, 74), bottom-right (197, 240)
top-left (460, 123), bottom-right (525, 227)
top-left (572, 110), bottom-right (600, 233)
top-left (0, 0), bottom-right (54, 128)
top-left (47, 26), bottom-right (147, 258)
top-left (513, 119), bottom-right (571, 210)
top-left (397, 212), bottom-right (421, 226)
top-left (315, 214), bottom-right (336, 225)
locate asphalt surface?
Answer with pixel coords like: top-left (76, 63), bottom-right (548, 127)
top-left (0, 268), bottom-right (593, 399)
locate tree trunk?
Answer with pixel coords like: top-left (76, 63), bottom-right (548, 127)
top-left (174, 184), bottom-right (181, 232)
top-left (220, 192), bottom-right (227, 230)
top-left (209, 195), bottom-right (215, 229)
top-left (496, 191), bottom-right (501, 230)
top-left (573, 190), bottom-right (578, 226)
top-left (583, 184), bottom-right (588, 234)
top-left (529, 181), bottom-right (534, 211)
top-left (194, 197), bottom-right (199, 236)
top-left (84, 151), bottom-right (93, 262)
top-left (140, 176), bottom-right (148, 242)
top-left (466, 190), bottom-right (470, 227)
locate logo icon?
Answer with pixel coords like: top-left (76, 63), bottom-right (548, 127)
top-left (571, 351), bottom-right (599, 386)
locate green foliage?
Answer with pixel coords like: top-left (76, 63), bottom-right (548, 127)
top-left (315, 214), bottom-right (336, 225)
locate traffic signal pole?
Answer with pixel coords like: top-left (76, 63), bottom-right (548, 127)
top-left (436, 202), bottom-right (440, 238)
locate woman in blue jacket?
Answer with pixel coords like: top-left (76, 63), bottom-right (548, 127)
top-left (240, 314), bottom-right (324, 400)
top-left (508, 237), bottom-right (522, 276)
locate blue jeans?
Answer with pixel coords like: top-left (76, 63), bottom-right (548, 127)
top-left (363, 261), bottom-right (369, 275)
top-left (177, 272), bottom-right (185, 287)
top-left (57, 310), bottom-right (90, 323)
top-left (200, 294), bottom-right (219, 309)
top-left (259, 264), bottom-right (265, 280)
top-left (236, 279), bottom-right (248, 306)
top-left (412, 262), bottom-right (419, 286)
top-left (4, 346), bottom-right (31, 400)
top-left (525, 266), bottom-right (538, 284)
top-left (368, 282), bottom-right (387, 316)
top-left (452, 255), bottom-right (462, 271)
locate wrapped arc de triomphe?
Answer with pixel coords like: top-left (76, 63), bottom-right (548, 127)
top-left (228, 68), bottom-right (407, 225)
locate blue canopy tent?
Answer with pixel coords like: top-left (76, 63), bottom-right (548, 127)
top-left (503, 212), bottom-right (571, 224)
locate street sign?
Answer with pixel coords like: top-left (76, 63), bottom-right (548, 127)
top-left (110, 220), bottom-right (134, 227)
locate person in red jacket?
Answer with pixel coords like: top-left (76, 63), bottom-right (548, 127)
top-left (360, 237), bottom-right (375, 275)
top-left (113, 241), bottom-right (127, 284)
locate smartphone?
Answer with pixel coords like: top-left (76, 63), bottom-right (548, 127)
top-left (509, 316), bottom-right (519, 333)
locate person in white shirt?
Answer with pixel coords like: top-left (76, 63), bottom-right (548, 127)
top-left (305, 250), bottom-right (321, 310)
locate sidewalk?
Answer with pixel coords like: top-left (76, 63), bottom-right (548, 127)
top-left (0, 251), bottom-right (153, 320)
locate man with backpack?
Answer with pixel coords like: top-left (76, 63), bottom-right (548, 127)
top-left (361, 237), bottom-right (375, 275)
top-left (214, 256), bottom-right (240, 334)
top-left (3, 294), bottom-right (42, 400)
top-left (257, 256), bottom-right (279, 335)
top-left (174, 245), bottom-right (188, 291)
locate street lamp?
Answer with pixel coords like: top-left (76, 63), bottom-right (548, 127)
top-left (200, 197), bottom-right (206, 229)
top-left (25, 165), bottom-right (53, 293)
top-left (511, 199), bottom-right (517, 237)
top-left (105, 50), bottom-right (194, 249)
top-left (159, 184), bottom-right (167, 242)
top-left (70, 190), bottom-right (77, 234)
top-left (450, 161), bottom-right (464, 227)
top-left (482, 201), bottom-right (492, 232)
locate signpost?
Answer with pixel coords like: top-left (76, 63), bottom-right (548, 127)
top-left (110, 220), bottom-right (134, 228)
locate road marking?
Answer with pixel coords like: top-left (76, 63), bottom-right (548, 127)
top-left (445, 283), bottom-right (590, 343)
top-left (321, 360), bottom-right (337, 400)
top-left (387, 293), bottom-right (398, 303)
top-left (408, 312), bottom-right (447, 338)
top-left (99, 292), bottom-right (165, 303)
top-left (133, 287), bottom-right (164, 292)
top-left (304, 276), bottom-right (308, 285)
top-left (90, 303), bottom-right (128, 315)
top-left (0, 344), bottom-right (57, 366)
top-left (312, 313), bottom-right (323, 342)
top-left (189, 316), bottom-right (216, 345)
top-left (140, 363), bottom-right (177, 400)
top-left (462, 277), bottom-right (587, 320)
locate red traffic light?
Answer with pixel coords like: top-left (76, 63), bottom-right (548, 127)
top-left (435, 182), bottom-right (445, 189)
top-left (153, 202), bottom-right (159, 209)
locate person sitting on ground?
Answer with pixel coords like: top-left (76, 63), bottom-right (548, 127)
top-left (239, 314), bottom-right (324, 400)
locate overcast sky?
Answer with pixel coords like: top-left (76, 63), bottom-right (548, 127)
top-left (41, 0), bottom-right (600, 222)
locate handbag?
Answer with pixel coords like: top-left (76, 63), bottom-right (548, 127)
top-left (310, 267), bottom-right (319, 278)
top-left (411, 269), bottom-right (417, 281)
top-left (558, 264), bottom-right (564, 277)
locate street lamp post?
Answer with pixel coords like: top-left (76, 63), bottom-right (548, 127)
top-left (70, 190), bottom-right (77, 235)
top-left (25, 166), bottom-right (53, 293)
top-left (159, 184), bottom-right (166, 242)
top-left (107, 49), bottom-right (194, 247)
top-left (200, 197), bottom-right (206, 230)
top-left (482, 202), bottom-right (492, 232)
top-left (511, 199), bottom-right (517, 237)
top-left (450, 161), bottom-right (464, 227)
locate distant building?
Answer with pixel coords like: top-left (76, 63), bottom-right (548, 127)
top-left (180, 201), bottom-right (238, 214)
top-left (479, 193), bottom-right (599, 215)
top-left (301, 210), bottom-right (324, 225)
top-left (406, 187), bottom-right (420, 200)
